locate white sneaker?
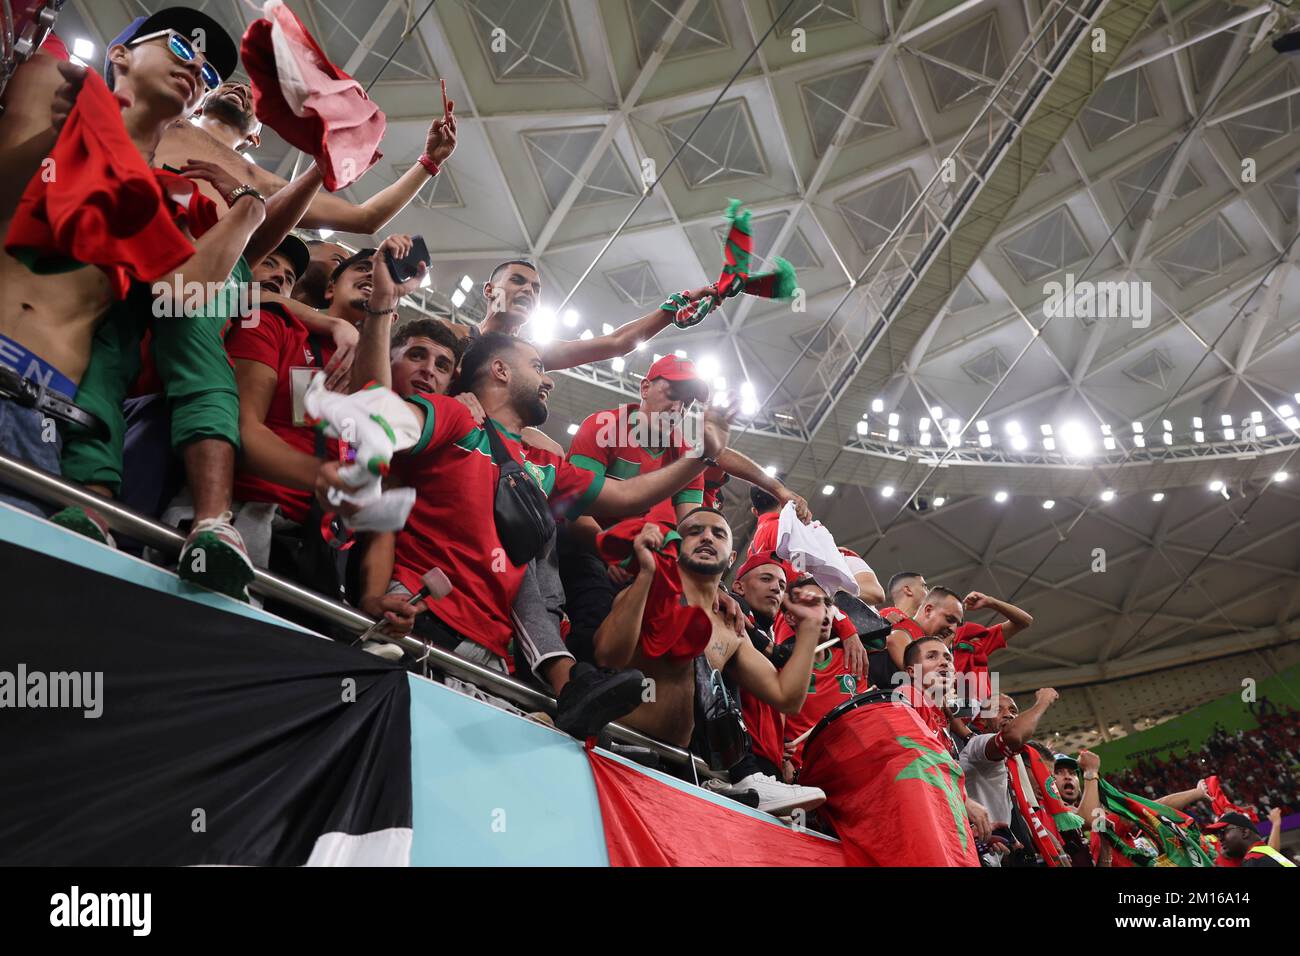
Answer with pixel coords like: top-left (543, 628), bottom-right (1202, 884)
top-left (733, 772), bottom-right (826, 816)
top-left (361, 640), bottom-right (405, 662)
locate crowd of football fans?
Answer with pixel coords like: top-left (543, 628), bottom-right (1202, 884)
top-left (1111, 710), bottom-right (1300, 824)
top-left (1, 6), bottom-right (1295, 868)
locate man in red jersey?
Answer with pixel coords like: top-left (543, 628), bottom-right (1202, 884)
top-left (873, 578), bottom-right (963, 690)
top-left (950, 591), bottom-right (1033, 714)
top-left (353, 261), bottom-right (738, 735)
top-left (776, 579), bottom-right (870, 774)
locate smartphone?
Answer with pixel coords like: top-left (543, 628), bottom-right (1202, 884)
top-left (384, 235), bottom-right (429, 284)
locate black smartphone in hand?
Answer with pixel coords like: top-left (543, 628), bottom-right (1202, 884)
top-left (384, 235), bottom-right (429, 284)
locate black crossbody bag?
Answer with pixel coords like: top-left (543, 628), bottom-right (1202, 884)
top-left (483, 420), bottom-right (556, 565)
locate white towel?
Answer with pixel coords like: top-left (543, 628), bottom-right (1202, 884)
top-left (774, 500), bottom-right (859, 597)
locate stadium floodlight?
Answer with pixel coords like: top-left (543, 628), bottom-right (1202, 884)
top-left (1060, 420), bottom-right (1092, 457)
top-left (920, 432), bottom-right (932, 446)
top-left (1162, 432), bottom-right (1173, 445)
top-left (1209, 480), bottom-right (1224, 492)
top-left (1280, 405), bottom-right (1294, 418)
top-left (821, 484), bottom-right (835, 496)
top-left (1134, 434), bottom-right (1146, 447)
top-left (994, 491), bottom-right (1009, 503)
top-left (976, 420), bottom-right (988, 433)
top-left (1223, 427), bottom-right (1236, 440)
top-left (695, 354), bottom-right (721, 380)
top-left (882, 485), bottom-right (896, 498)
top-left (1041, 423), bottom-right (1053, 436)
top-left (763, 465), bottom-right (778, 477)
top-left (887, 428), bottom-right (900, 442)
top-left (459, 275), bottom-right (473, 293)
top-left (579, 329), bottom-right (594, 340)
top-left (1192, 416), bottom-right (1203, 429)
top-left (1251, 410), bottom-right (1263, 424)
top-left (450, 289), bottom-right (466, 308)
top-left (1042, 499), bottom-right (1055, 510)
top-left (978, 434), bottom-right (991, 447)
top-left (530, 307), bottom-right (557, 345)
top-left (1221, 414), bottom-right (1233, 426)
top-left (318, 228), bottom-right (335, 240)
top-left (1011, 434), bottom-right (1028, 451)
top-left (933, 496), bottom-right (946, 507)
top-left (930, 406), bottom-right (943, 419)
top-left (72, 38), bottom-right (96, 60)
top-left (566, 423), bottom-right (579, 436)
top-left (611, 357), bottom-right (625, 373)
top-left (1132, 421), bottom-right (1144, 433)
top-left (1275, 472), bottom-right (1290, 483)
top-left (920, 418), bottom-right (931, 431)
top-left (1043, 437), bottom-right (1056, 451)
top-left (1006, 420), bottom-right (1022, 435)
top-left (1151, 492), bottom-right (1165, 502)
top-left (1100, 489), bottom-right (1115, 502)
top-left (674, 349), bottom-right (687, 359)
top-left (871, 398), bottom-right (884, 413)
top-left (887, 412), bottom-right (900, 427)
top-left (1194, 431), bottom-right (1205, 443)
top-left (1103, 436), bottom-right (1116, 450)
top-left (602, 323), bottom-right (614, 335)
top-left (856, 420), bottom-right (869, 436)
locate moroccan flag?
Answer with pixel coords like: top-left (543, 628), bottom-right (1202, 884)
top-left (1096, 778), bottom-right (1215, 868)
top-left (241, 0), bottom-right (386, 191)
top-left (661, 200), bottom-right (799, 329)
top-left (1204, 775), bottom-right (1258, 822)
top-left (1024, 745), bottom-right (1085, 834)
top-left (1008, 754), bottom-right (1070, 866)
top-left (800, 697), bottom-right (979, 867)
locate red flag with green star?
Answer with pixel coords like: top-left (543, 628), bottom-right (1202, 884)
top-left (800, 696), bottom-right (979, 867)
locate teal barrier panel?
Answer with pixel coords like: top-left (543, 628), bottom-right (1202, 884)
top-left (408, 673), bottom-right (610, 866)
top-left (0, 502), bottom-right (314, 634)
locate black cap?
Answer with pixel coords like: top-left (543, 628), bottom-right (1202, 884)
top-left (271, 234), bottom-right (310, 281)
top-left (104, 8), bottom-right (239, 88)
top-left (1205, 812), bottom-right (1258, 833)
top-left (331, 248), bottom-right (377, 283)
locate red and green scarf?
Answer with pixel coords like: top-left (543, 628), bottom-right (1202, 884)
top-left (662, 199), bottom-right (799, 329)
top-left (1096, 778), bottom-right (1215, 867)
top-left (1203, 775), bottom-right (1257, 822)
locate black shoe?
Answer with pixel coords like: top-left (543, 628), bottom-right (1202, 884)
top-left (555, 662), bottom-right (645, 739)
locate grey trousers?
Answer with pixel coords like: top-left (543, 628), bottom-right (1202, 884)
top-left (510, 535), bottom-right (573, 678)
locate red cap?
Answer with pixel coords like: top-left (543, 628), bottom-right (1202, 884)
top-left (735, 551), bottom-right (791, 585)
top-left (646, 354), bottom-right (709, 403)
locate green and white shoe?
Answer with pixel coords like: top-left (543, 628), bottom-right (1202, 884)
top-left (177, 511), bottom-right (255, 603)
top-left (50, 505), bottom-right (116, 547)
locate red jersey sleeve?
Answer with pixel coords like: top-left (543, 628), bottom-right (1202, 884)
top-left (566, 410), bottom-right (614, 479)
top-left (225, 308), bottom-right (285, 370)
top-left (980, 623), bottom-right (1007, 655)
top-left (668, 446), bottom-right (706, 509)
top-left (405, 392), bottom-right (477, 454)
top-left (546, 455), bottom-right (606, 520)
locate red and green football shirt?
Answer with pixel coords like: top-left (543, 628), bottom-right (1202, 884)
top-left (747, 510), bottom-right (780, 557)
top-left (775, 614), bottom-right (866, 771)
top-left (567, 403), bottom-right (704, 529)
top-left (391, 394), bottom-right (603, 659)
top-left (951, 621), bottom-right (1006, 705)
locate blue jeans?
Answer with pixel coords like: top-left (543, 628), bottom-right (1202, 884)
top-left (0, 397), bottom-right (62, 516)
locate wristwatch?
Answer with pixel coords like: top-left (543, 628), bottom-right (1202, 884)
top-left (225, 184), bottom-right (265, 207)
top-left (1083, 770), bottom-right (1098, 780)
top-left (702, 456), bottom-right (719, 468)
top-left (362, 299), bottom-right (397, 316)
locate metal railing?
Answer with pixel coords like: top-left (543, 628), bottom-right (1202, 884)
top-left (0, 450), bottom-right (710, 776)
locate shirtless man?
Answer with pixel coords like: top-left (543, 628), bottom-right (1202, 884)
top-left (0, 9), bottom-right (265, 544)
top-left (153, 77), bottom-right (457, 237)
top-left (592, 509), bottom-right (824, 750)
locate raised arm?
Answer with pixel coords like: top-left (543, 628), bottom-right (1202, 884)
top-left (715, 448), bottom-right (811, 522)
top-left (965, 591), bottom-right (1034, 641)
top-left (540, 285), bottom-right (715, 370)
top-left (592, 524), bottom-right (659, 669)
top-left (257, 92), bottom-right (456, 235)
top-left (352, 235), bottom-right (429, 391)
top-left (994, 687), bottom-right (1058, 755)
top-left (727, 601), bottom-right (822, 714)
top-left (1154, 786), bottom-right (1209, 813)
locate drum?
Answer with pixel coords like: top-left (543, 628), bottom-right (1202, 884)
top-left (800, 691), bottom-right (979, 867)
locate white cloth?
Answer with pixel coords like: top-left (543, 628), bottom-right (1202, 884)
top-left (774, 501), bottom-right (859, 596)
top-left (302, 374), bottom-right (421, 531)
